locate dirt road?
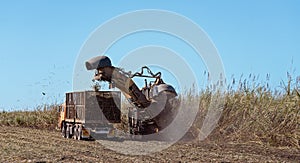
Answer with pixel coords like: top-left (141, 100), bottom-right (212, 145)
top-left (0, 126), bottom-right (299, 162)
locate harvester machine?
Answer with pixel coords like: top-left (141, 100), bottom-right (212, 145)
top-left (85, 56), bottom-right (178, 136)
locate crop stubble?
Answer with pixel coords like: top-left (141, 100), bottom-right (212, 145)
top-left (0, 126), bottom-right (299, 162)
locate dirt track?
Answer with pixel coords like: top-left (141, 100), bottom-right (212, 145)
top-left (0, 126), bottom-right (299, 162)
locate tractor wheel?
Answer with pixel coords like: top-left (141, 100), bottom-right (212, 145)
top-left (61, 122), bottom-right (66, 138)
top-left (73, 125), bottom-right (78, 140)
top-left (77, 125), bottom-right (82, 140)
top-left (66, 125), bottom-right (71, 139)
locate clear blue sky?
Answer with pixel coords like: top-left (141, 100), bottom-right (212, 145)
top-left (0, 1), bottom-right (299, 110)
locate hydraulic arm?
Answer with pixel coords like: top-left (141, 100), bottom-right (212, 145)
top-left (85, 55), bottom-right (178, 135)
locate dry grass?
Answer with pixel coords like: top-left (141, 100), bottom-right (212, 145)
top-left (191, 74), bottom-right (300, 148)
top-left (0, 74), bottom-right (299, 148)
top-left (0, 104), bottom-right (59, 130)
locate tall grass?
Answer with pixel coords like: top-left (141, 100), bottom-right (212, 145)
top-left (191, 73), bottom-right (300, 148)
top-left (0, 74), bottom-right (299, 148)
top-left (0, 104), bottom-right (59, 130)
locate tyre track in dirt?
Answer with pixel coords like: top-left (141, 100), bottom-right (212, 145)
top-left (0, 126), bottom-right (105, 162)
top-left (0, 126), bottom-right (299, 162)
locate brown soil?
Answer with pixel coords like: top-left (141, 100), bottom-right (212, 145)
top-left (0, 126), bottom-right (299, 162)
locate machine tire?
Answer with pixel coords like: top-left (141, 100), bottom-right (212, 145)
top-left (73, 125), bottom-right (78, 140)
top-left (61, 122), bottom-right (66, 138)
top-left (66, 125), bottom-right (71, 139)
top-left (77, 125), bottom-right (82, 140)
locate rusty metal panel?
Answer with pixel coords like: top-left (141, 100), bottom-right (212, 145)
top-left (66, 92), bottom-right (84, 119)
top-left (85, 91), bottom-right (121, 124)
top-left (65, 91), bottom-right (121, 124)
top-left (66, 93), bottom-right (75, 119)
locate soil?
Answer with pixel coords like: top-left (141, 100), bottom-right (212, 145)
top-left (0, 126), bottom-right (299, 162)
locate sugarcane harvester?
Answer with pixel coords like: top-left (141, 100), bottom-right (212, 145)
top-left (85, 56), bottom-right (178, 135)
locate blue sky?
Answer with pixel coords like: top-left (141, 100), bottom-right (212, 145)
top-left (0, 1), bottom-right (299, 110)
